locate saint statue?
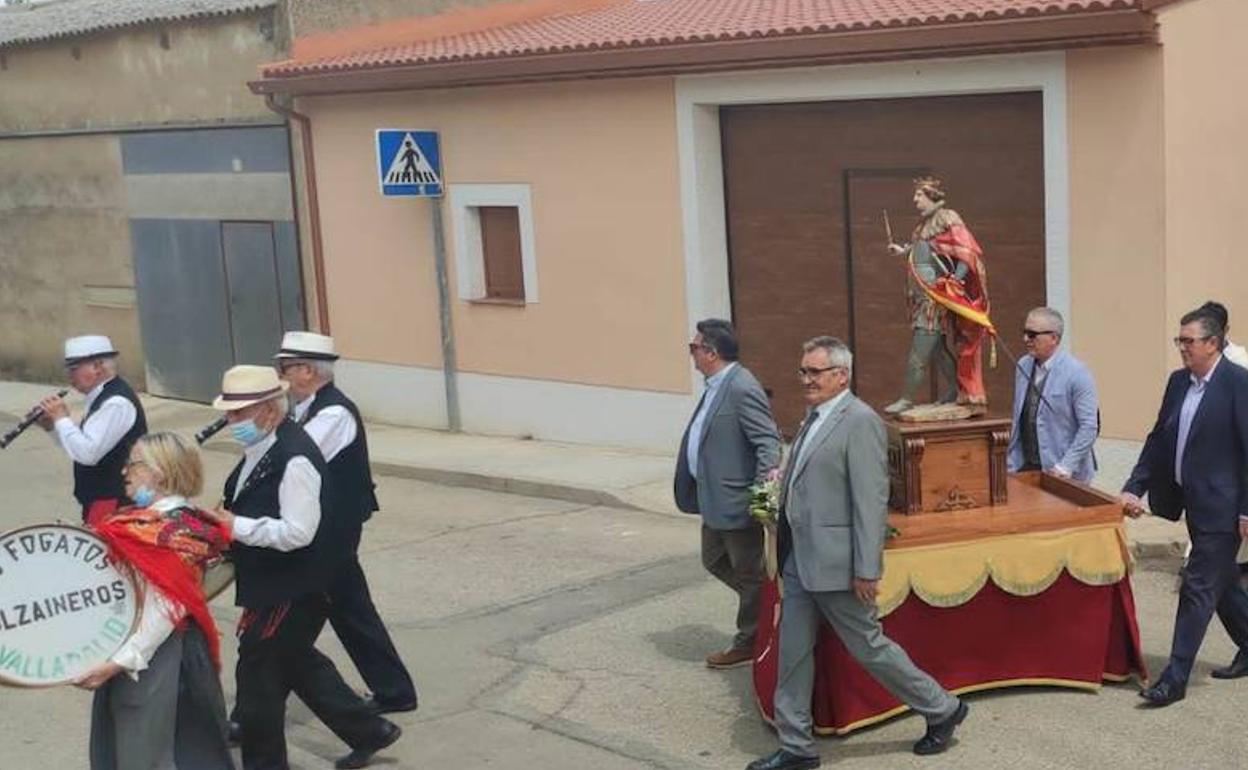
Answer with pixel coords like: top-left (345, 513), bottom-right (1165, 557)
top-left (884, 177), bottom-right (991, 416)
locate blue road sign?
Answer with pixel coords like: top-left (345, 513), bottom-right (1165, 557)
top-left (376, 129), bottom-right (443, 197)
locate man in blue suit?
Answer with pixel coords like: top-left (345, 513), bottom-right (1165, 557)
top-left (1122, 306), bottom-right (1248, 706)
top-left (1007, 307), bottom-right (1099, 482)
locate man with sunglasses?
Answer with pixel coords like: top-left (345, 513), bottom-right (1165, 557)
top-left (675, 319), bottom-right (781, 670)
top-left (1006, 307), bottom-right (1099, 482)
top-left (274, 332), bottom-right (417, 715)
top-left (1121, 306), bottom-right (1248, 706)
top-left (36, 335), bottom-right (147, 524)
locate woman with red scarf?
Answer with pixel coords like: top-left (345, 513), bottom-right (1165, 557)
top-left (73, 431), bottom-right (235, 770)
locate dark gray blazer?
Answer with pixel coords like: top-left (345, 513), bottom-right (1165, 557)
top-left (674, 364), bottom-right (781, 530)
top-left (778, 394), bottom-right (890, 592)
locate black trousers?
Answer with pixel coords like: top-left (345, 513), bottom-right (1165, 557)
top-left (235, 593), bottom-right (387, 770)
top-left (327, 552), bottom-right (418, 705)
top-left (1165, 531), bottom-right (1248, 687)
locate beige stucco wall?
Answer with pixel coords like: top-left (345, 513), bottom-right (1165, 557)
top-left (1066, 46), bottom-right (1167, 440)
top-left (301, 76), bottom-right (690, 393)
top-left (1156, 0), bottom-right (1248, 347)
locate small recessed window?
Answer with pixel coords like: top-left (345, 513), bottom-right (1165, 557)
top-left (449, 184), bottom-right (539, 304)
top-left (478, 206), bottom-right (525, 301)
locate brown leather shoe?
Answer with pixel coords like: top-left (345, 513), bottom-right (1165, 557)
top-left (706, 647), bottom-right (754, 669)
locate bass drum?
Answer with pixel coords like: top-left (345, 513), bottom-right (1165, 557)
top-left (202, 558), bottom-right (235, 602)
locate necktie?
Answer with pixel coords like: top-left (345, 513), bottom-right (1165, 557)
top-left (782, 409), bottom-right (819, 506)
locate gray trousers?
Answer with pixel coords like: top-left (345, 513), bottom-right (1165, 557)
top-left (773, 557), bottom-right (958, 757)
top-left (902, 329), bottom-right (957, 403)
top-left (702, 524), bottom-right (765, 650)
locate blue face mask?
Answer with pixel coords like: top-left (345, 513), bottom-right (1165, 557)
top-left (132, 485), bottom-right (157, 508)
top-left (230, 419), bottom-right (266, 446)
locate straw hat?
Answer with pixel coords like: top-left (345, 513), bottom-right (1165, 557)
top-left (274, 331), bottom-right (338, 361)
top-left (64, 335), bottom-right (118, 366)
top-left (212, 365), bottom-right (290, 411)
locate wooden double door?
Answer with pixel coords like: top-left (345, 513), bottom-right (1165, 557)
top-left (722, 92), bottom-right (1047, 435)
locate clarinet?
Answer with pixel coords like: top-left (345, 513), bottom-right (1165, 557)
top-left (194, 416), bottom-right (229, 445)
top-left (0, 390), bottom-right (69, 449)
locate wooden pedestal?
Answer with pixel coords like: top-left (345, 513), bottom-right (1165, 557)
top-left (886, 417), bottom-right (1011, 514)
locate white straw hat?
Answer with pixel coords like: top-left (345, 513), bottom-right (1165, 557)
top-left (64, 335), bottom-right (118, 365)
top-left (274, 331), bottom-right (338, 361)
top-left (212, 365), bottom-right (290, 411)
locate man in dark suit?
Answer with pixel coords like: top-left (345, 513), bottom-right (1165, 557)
top-left (747, 336), bottom-right (965, 770)
top-left (1122, 306), bottom-right (1248, 706)
top-left (675, 319), bottom-right (781, 669)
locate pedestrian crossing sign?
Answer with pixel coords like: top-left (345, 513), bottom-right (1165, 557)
top-left (376, 129), bottom-right (443, 197)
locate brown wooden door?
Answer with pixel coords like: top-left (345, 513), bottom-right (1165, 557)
top-left (723, 92), bottom-right (1046, 435)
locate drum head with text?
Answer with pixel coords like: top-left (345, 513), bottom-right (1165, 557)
top-left (0, 524), bottom-right (140, 687)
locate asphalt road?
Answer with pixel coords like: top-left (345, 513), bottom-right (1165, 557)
top-left (0, 426), bottom-right (1243, 770)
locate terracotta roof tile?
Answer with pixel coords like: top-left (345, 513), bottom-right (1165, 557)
top-left (264, 0), bottom-right (1145, 77)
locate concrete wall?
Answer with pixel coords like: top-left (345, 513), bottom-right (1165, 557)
top-left (0, 135), bottom-right (141, 384)
top-left (1066, 46), bottom-right (1167, 439)
top-left (0, 10), bottom-right (285, 385)
top-left (0, 13), bottom-right (280, 132)
top-left (287, 0), bottom-right (506, 35)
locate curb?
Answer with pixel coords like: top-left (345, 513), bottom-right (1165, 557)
top-left (200, 441), bottom-right (645, 512)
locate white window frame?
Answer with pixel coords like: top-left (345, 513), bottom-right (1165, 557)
top-left (448, 183), bottom-right (539, 303)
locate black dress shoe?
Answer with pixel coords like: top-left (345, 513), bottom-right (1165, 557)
top-left (362, 693), bottom-right (419, 714)
top-left (226, 721), bottom-right (241, 747)
top-left (744, 748), bottom-right (821, 770)
top-left (335, 721), bottom-right (402, 769)
top-left (913, 700), bottom-right (968, 756)
top-left (1138, 680), bottom-right (1186, 707)
top-left (1211, 650), bottom-right (1248, 680)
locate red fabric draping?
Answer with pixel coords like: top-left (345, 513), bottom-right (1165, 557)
top-left (753, 572), bottom-right (1146, 735)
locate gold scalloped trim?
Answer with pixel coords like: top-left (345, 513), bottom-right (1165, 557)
top-left (877, 524), bottom-right (1129, 617)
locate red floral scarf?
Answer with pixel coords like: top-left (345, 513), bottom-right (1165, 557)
top-left (94, 504), bottom-right (232, 669)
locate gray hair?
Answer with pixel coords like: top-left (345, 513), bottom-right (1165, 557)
top-left (1026, 307), bottom-right (1064, 337)
top-left (801, 335), bottom-right (853, 374)
top-left (99, 357), bottom-right (119, 376)
top-left (309, 359), bottom-right (335, 381)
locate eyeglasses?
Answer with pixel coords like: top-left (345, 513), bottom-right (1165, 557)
top-left (1173, 335), bottom-right (1214, 348)
top-left (687, 343), bottom-right (711, 354)
top-left (123, 459), bottom-right (147, 471)
top-left (275, 361), bottom-right (306, 373)
top-left (1022, 329), bottom-right (1057, 340)
top-left (797, 365), bottom-right (844, 380)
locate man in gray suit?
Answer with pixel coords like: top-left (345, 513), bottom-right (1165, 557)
top-left (747, 336), bottom-right (967, 770)
top-left (675, 319), bottom-right (782, 669)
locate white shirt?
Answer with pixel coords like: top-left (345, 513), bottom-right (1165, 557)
top-left (685, 363), bottom-right (736, 480)
top-left (293, 392), bottom-right (357, 462)
top-left (793, 389), bottom-right (850, 469)
top-left (1175, 355), bottom-right (1220, 486)
top-left (110, 495), bottom-right (189, 679)
top-left (51, 377), bottom-right (137, 465)
top-left (229, 430), bottom-right (323, 551)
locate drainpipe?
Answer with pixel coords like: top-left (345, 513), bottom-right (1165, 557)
top-left (264, 92), bottom-right (331, 334)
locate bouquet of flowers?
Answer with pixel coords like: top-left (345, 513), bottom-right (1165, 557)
top-left (749, 469), bottom-right (782, 525)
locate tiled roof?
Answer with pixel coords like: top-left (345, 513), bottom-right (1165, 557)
top-left (0, 0), bottom-right (277, 49)
top-left (265, 0), bottom-right (1146, 77)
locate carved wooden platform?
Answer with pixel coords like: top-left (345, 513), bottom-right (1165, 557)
top-left (885, 416), bottom-right (1011, 515)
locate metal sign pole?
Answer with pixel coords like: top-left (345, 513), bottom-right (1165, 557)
top-left (429, 196), bottom-right (461, 432)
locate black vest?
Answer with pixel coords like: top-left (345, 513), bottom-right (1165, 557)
top-left (72, 377), bottom-right (147, 507)
top-left (224, 420), bottom-right (335, 608)
top-left (301, 383), bottom-right (379, 536)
